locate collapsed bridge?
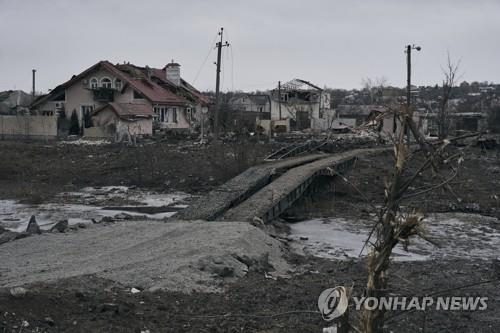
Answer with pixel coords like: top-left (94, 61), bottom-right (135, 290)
top-left (175, 147), bottom-right (390, 223)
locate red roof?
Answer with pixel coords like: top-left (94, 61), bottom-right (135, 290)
top-left (101, 61), bottom-right (186, 105)
top-left (32, 61), bottom-right (187, 108)
top-left (151, 68), bottom-right (210, 105)
top-left (93, 102), bottom-right (154, 119)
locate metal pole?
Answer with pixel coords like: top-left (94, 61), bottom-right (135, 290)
top-left (406, 45), bottom-right (411, 143)
top-left (278, 81), bottom-right (282, 120)
top-left (32, 69), bottom-right (36, 103)
top-left (214, 28), bottom-right (223, 140)
top-left (201, 112), bottom-right (204, 143)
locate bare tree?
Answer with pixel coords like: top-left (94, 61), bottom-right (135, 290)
top-left (438, 53), bottom-right (460, 140)
top-left (360, 106), bottom-right (469, 332)
top-left (361, 77), bottom-right (388, 104)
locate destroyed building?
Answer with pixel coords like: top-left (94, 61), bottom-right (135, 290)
top-left (269, 79), bottom-right (334, 132)
top-left (0, 90), bottom-right (32, 115)
top-left (30, 60), bottom-right (209, 138)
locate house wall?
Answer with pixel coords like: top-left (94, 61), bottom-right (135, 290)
top-left (89, 108), bottom-right (152, 137)
top-left (0, 115), bottom-right (58, 139)
top-left (230, 96), bottom-right (270, 113)
top-left (119, 118), bottom-right (152, 136)
top-left (156, 106), bottom-right (190, 130)
top-left (270, 100), bottom-right (319, 122)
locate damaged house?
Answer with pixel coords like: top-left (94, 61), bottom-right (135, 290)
top-left (30, 60), bottom-right (209, 138)
top-left (0, 90), bottom-right (32, 115)
top-left (269, 79), bottom-right (333, 132)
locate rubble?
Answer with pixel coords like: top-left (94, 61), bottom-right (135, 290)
top-left (25, 215), bottom-right (41, 234)
top-left (50, 219), bottom-right (69, 233)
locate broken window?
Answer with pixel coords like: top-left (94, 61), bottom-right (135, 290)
top-left (172, 108), bottom-right (178, 123)
top-left (133, 90), bottom-right (143, 99)
top-left (115, 79), bottom-right (122, 91)
top-left (80, 105), bottom-right (94, 128)
top-left (154, 106), bottom-right (168, 123)
top-left (101, 78), bottom-right (112, 89)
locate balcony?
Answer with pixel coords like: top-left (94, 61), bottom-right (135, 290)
top-left (92, 87), bottom-right (114, 102)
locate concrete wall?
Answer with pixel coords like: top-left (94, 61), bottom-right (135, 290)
top-left (0, 115), bottom-right (58, 139)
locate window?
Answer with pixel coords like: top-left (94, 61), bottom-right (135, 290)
top-left (115, 79), bottom-right (122, 91)
top-left (80, 105), bottom-right (94, 128)
top-left (171, 108), bottom-right (177, 123)
top-left (280, 93), bottom-right (288, 102)
top-left (154, 106), bottom-right (167, 122)
top-left (101, 77), bottom-right (112, 88)
top-left (133, 90), bottom-right (143, 99)
top-left (90, 78), bottom-right (98, 89)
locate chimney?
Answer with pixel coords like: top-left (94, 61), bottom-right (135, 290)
top-left (165, 60), bottom-right (181, 86)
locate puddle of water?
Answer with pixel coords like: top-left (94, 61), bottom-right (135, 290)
top-left (0, 187), bottom-right (189, 232)
top-left (289, 213), bottom-right (500, 262)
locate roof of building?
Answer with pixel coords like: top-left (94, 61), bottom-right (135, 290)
top-left (150, 68), bottom-right (210, 105)
top-left (229, 94), bottom-right (270, 106)
top-left (32, 61), bottom-right (189, 108)
top-left (279, 79), bottom-right (323, 92)
top-left (92, 102), bottom-right (154, 119)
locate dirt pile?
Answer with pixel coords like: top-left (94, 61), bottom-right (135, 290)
top-left (0, 220), bottom-right (290, 293)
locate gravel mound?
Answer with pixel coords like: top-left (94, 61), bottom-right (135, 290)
top-left (0, 220), bottom-right (290, 293)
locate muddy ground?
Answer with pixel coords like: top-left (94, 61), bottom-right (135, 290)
top-left (288, 145), bottom-right (500, 221)
top-left (1, 257), bottom-right (498, 332)
top-left (1, 140), bottom-right (500, 332)
top-left (0, 140), bottom-right (274, 204)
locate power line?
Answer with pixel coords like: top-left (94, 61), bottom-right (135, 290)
top-left (193, 32), bottom-right (219, 84)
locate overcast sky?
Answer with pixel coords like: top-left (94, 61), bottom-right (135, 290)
top-left (1, 0), bottom-right (499, 93)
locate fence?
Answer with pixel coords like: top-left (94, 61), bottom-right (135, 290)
top-left (0, 115), bottom-right (58, 140)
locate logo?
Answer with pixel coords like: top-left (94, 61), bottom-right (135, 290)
top-left (317, 286), bottom-right (349, 321)
top-left (318, 286), bottom-right (488, 322)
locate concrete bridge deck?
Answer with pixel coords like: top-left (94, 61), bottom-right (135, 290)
top-left (176, 146), bottom-right (390, 223)
top-left (175, 153), bottom-right (329, 221)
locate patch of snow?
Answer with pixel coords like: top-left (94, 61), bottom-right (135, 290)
top-left (60, 139), bottom-right (111, 146)
top-left (0, 188), bottom-right (189, 232)
top-left (289, 213), bottom-right (500, 262)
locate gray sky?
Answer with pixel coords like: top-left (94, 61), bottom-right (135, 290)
top-left (1, 0), bottom-right (499, 93)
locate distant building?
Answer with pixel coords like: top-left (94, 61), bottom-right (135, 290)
top-left (269, 79), bottom-right (333, 131)
top-left (226, 93), bottom-right (271, 133)
top-left (228, 93), bottom-right (271, 113)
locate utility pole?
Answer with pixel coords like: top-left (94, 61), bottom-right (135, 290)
top-left (32, 69), bottom-right (36, 102)
top-left (278, 81), bottom-right (282, 120)
top-left (404, 44), bottom-right (421, 144)
top-left (213, 27), bottom-right (229, 140)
